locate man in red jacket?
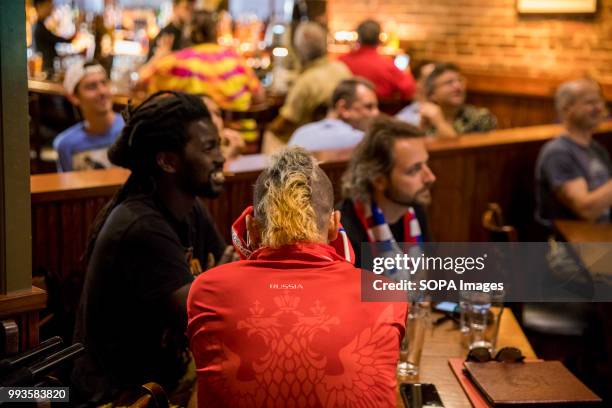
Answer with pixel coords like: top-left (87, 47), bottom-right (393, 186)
top-left (340, 19), bottom-right (416, 100)
top-left (188, 147), bottom-right (407, 407)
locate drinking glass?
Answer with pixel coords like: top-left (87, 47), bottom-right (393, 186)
top-left (397, 301), bottom-right (430, 378)
top-left (458, 290), bottom-right (472, 335)
top-left (468, 290), bottom-right (505, 353)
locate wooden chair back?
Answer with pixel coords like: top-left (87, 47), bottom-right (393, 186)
top-left (482, 202), bottom-right (518, 242)
top-left (119, 382), bottom-right (170, 408)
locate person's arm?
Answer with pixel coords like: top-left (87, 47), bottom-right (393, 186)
top-left (268, 77), bottom-right (311, 142)
top-left (267, 115), bottom-right (299, 143)
top-left (53, 137), bottom-right (72, 172)
top-left (419, 102), bottom-right (458, 138)
top-left (557, 178), bottom-right (612, 222)
top-left (169, 282), bottom-right (191, 317)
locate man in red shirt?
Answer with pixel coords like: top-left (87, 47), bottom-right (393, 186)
top-left (340, 19), bottom-right (416, 100)
top-left (188, 147), bottom-right (407, 407)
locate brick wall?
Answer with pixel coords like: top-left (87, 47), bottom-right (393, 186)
top-left (327, 0), bottom-right (612, 82)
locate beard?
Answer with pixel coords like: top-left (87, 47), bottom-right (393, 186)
top-left (384, 183), bottom-right (432, 207)
top-left (178, 162), bottom-right (225, 199)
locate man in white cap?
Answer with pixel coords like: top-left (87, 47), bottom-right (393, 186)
top-left (53, 61), bottom-right (124, 172)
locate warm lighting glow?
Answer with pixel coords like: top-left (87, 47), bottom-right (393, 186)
top-left (218, 35), bottom-right (234, 47)
top-left (239, 42), bottom-right (254, 53)
top-left (261, 56), bottom-right (271, 69)
top-left (113, 40), bottom-right (142, 56)
top-left (334, 30), bottom-right (358, 42)
top-left (272, 47), bottom-right (288, 57)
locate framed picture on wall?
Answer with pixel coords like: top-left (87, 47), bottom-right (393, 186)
top-left (517, 0), bottom-right (597, 14)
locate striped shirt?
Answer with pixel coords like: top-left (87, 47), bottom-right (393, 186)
top-left (141, 43), bottom-right (261, 111)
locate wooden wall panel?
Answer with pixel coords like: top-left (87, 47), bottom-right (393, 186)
top-left (466, 93), bottom-right (557, 129)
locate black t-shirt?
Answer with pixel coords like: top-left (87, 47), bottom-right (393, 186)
top-left (32, 20), bottom-right (72, 74)
top-left (72, 193), bottom-right (225, 404)
top-left (146, 23), bottom-right (184, 61)
top-left (337, 198), bottom-right (432, 267)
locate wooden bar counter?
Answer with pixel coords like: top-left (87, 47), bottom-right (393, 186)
top-left (555, 220), bottom-right (612, 243)
top-left (28, 79), bottom-right (130, 107)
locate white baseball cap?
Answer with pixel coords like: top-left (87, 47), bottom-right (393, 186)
top-left (63, 62), bottom-right (107, 95)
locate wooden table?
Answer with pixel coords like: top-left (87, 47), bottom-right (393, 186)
top-left (397, 309), bottom-right (536, 407)
top-left (554, 220), bottom-right (612, 278)
top-left (554, 220), bottom-right (612, 243)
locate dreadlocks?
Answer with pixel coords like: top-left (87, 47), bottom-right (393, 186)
top-left (83, 91), bottom-right (213, 263)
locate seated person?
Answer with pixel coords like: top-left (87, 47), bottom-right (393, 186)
top-left (396, 60), bottom-right (449, 134)
top-left (267, 22), bottom-right (352, 144)
top-left (535, 78), bottom-right (611, 228)
top-left (72, 91), bottom-right (229, 406)
top-left (288, 77), bottom-right (379, 151)
top-left (139, 10), bottom-right (263, 112)
top-left (146, 0), bottom-right (194, 61)
top-left (396, 62), bottom-right (497, 137)
top-left (339, 116), bottom-right (435, 265)
top-left (339, 19), bottom-right (416, 100)
top-left (53, 61), bottom-right (124, 172)
top-left (32, 0), bottom-right (74, 74)
top-left (188, 147), bottom-right (407, 408)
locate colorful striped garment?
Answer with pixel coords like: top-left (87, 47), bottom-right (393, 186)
top-left (141, 43), bottom-right (261, 111)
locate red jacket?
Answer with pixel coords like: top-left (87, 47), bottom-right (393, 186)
top-left (339, 46), bottom-right (416, 100)
top-left (188, 242), bottom-right (407, 407)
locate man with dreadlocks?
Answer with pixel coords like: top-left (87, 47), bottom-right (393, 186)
top-left (187, 147), bottom-right (406, 407)
top-left (72, 91), bottom-right (228, 405)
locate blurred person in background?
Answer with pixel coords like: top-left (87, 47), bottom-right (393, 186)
top-left (396, 60), bottom-right (457, 139)
top-left (535, 78), bottom-right (611, 229)
top-left (53, 61), bottom-right (123, 172)
top-left (146, 0), bottom-right (195, 61)
top-left (397, 63), bottom-right (496, 137)
top-left (139, 10), bottom-right (263, 112)
top-left (288, 77), bottom-right (379, 151)
top-left (266, 21), bottom-right (352, 148)
top-left (339, 19), bottom-right (415, 100)
top-left (33, 0), bottom-right (75, 74)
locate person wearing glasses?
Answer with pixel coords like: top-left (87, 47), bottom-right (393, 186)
top-left (397, 62), bottom-right (497, 138)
